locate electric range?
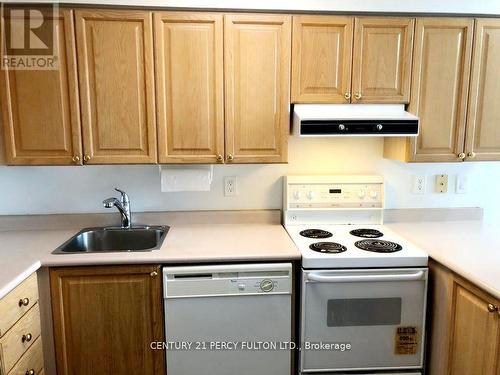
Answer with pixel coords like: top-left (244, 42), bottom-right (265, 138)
top-left (283, 175), bottom-right (428, 374)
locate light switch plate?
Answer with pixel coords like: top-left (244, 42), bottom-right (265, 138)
top-left (435, 174), bottom-right (448, 193)
top-left (412, 175), bottom-right (426, 194)
top-left (456, 175), bottom-right (469, 194)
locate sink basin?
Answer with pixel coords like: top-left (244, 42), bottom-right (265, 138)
top-left (52, 226), bottom-right (169, 254)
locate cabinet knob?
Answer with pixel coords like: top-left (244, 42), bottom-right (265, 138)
top-left (467, 151), bottom-right (476, 159)
top-left (227, 154), bottom-right (234, 162)
top-left (216, 154), bottom-right (224, 162)
top-left (354, 92), bottom-right (362, 100)
top-left (150, 271), bottom-right (158, 277)
top-left (83, 154), bottom-right (91, 162)
top-left (18, 298), bottom-right (30, 307)
top-left (22, 333), bottom-right (33, 342)
top-left (72, 155), bottom-right (81, 163)
top-left (487, 303), bottom-right (499, 313)
top-left (344, 92), bottom-right (351, 100)
top-left (458, 152), bottom-right (466, 160)
top-left (25, 369), bottom-right (35, 375)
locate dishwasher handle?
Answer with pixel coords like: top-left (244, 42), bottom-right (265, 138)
top-left (306, 270), bottom-right (425, 283)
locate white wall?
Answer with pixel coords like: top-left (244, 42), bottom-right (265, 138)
top-left (3, 0), bottom-right (500, 15)
top-left (1, 137), bottom-right (499, 223)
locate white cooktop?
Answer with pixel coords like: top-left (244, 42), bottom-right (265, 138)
top-left (285, 224), bottom-right (428, 269)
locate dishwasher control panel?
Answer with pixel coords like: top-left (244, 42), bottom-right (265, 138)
top-left (163, 263), bottom-right (292, 298)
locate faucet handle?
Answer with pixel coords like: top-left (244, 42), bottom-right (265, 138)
top-left (114, 188), bottom-right (130, 204)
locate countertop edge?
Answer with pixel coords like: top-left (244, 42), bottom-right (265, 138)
top-left (0, 260), bottom-right (41, 299)
top-left (429, 254), bottom-right (500, 300)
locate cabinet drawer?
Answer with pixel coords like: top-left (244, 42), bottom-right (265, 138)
top-left (0, 303), bottom-right (41, 374)
top-left (0, 274), bottom-right (39, 337)
top-left (6, 336), bottom-right (43, 375)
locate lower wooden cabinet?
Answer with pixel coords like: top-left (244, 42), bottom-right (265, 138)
top-left (50, 265), bottom-right (165, 375)
top-left (0, 273), bottom-right (43, 375)
top-left (428, 260), bottom-right (500, 375)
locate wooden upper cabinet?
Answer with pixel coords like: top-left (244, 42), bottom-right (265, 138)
top-left (50, 265), bottom-right (165, 375)
top-left (75, 9), bottom-right (157, 164)
top-left (352, 17), bottom-right (414, 103)
top-left (291, 15), bottom-right (353, 103)
top-left (384, 18), bottom-right (474, 162)
top-left (0, 9), bottom-right (82, 165)
top-left (224, 14), bottom-right (291, 163)
top-left (465, 19), bottom-right (500, 161)
top-left (448, 281), bottom-right (500, 375)
top-left (154, 12), bottom-right (224, 163)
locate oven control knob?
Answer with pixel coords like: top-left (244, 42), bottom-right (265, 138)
top-left (338, 124), bottom-right (346, 131)
top-left (376, 123), bottom-right (383, 131)
top-left (260, 279), bottom-right (274, 292)
top-left (307, 191), bottom-right (315, 200)
top-left (369, 190), bottom-right (378, 199)
top-left (358, 189), bottom-right (366, 198)
top-left (293, 190), bottom-right (301, 200)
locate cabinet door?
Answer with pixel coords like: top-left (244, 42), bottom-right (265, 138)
top-left (291, 15), bottom-right (353, 103)
top-left (154, 12), bottom-right (224, 163)
top-left (50, 265), bottom-right (165, 375)
top-left (352, 17), bottom-right (414, 103)
top-left (449, 281), bottom-right (500, 375)
top-left (0, 9), bottom-right (82, 165)
top-left (224, 14), bottom-right (291, 163)
top-left (465, 19), bottom-right (500, 161)
top-left (75, 10), bottom-right (157, 164)
top-left (409, 18), bottom-right (474, 162)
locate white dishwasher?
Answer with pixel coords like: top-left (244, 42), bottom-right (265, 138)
top-left (163, 263), bottom-right (292, 375)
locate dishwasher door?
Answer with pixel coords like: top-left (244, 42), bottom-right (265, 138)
top-left (163, 263), bottom-right (292, 375)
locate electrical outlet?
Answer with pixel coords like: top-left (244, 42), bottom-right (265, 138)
top-left (224, 176), bottom-right (237, 196)
top-left (456, 175), bottom-right (469, 194)
top-left (412, 175), bottom-right (426, 194)
top-left (435, 174), bottom-right (448, 193)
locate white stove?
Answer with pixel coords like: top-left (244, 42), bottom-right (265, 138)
top-left (283, 175), bottom-right (428, 375)
top-left (283, 175), bottom-right (428, 269)
top-left (287, 224), bottom-right (427, 269)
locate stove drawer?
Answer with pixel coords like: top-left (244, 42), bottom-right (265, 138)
top-left (300, 268), bottom-right (427, 373)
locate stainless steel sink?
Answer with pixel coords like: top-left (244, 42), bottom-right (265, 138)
top-left (52, 226), bottom-right (169, 254)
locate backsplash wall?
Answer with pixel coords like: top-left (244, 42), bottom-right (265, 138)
top-left (1, 137), bottom-right (499, 222)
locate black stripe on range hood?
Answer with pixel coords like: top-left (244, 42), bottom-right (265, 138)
top-left (300, 119), bottom-right (419, 136)
top-left (292, 104), bottom-right (420, 137)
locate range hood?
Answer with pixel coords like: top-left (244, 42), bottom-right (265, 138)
top-left (293, 104), bottom-right (419, 137)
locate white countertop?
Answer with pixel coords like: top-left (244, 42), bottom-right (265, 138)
top-left (0, 224), bottom-right (300, 299)
top-left (2, 220), bottom-right (499, 301)
top-left (387, 220), bottom-right (500, 300)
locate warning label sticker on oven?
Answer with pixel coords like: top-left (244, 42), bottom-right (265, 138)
top-left (395, 326), bottom-right (418, 355)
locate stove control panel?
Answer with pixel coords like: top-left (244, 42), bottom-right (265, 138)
top-left (285, 178), bottom-right (383, 209)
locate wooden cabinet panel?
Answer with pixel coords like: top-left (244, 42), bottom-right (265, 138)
top-left (50, 265), bottom-right (165, 375)
top-left (427, 260), bottom-right (500, 375)
top-left (154, 12), bottom-right (224, 163)
top-left (449, 281), bottom-right (500, 375)
top-left (384, 18), bottom-right (474, 162)
top-left (0, 9), bottom-right (82, 165)
top-left (6, 336), bottom-right (43, 375)
top-left (0, 273), bottom-right (39, 337)
top-left (75, 10), bottom-right (157, 164)
top-left (465, 19), bottom-right (500, 161)
top-left (352, 17), bottom-right (414, 103)
top-left (224, 14), bottom-right (291, 163)
top-left (0, 303), bottom-right (41, 374)
top-left (291, 15), bottom-right (353, 103)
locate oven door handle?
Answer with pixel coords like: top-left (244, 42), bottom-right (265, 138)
top-left (306, 270), bottom-right (425, 283)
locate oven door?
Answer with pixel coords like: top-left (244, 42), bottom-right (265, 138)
top-left (300, 268), bottom-right (427, 373)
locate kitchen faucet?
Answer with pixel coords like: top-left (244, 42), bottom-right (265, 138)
top-left (103, 188), bottom-right (131, 228)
